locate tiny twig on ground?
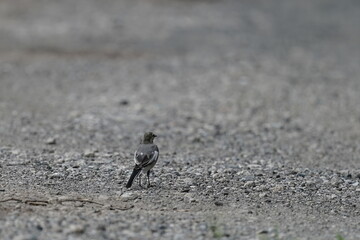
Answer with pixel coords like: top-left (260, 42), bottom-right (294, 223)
top-left (6, 162), bottom-right (31, 166)
top-left (24, 200), bottom-right (49, 204)
top-left (0, 197), bottom-right (132, 210)
top-left (0, 198), bottom-right (49, 206)
top-left (57, 198), bottom-right (103, 206)
top-left (26, 201), bottom-right (48, 206)
top-left (24, 200), bottom-right (49, 206)
top-left (0, 198), bottom-right (23, 203)
top-left (110, 205), bottom-right (134, 211)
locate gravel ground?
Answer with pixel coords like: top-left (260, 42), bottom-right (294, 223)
top-left (1, 0), bottom-right (360, 239)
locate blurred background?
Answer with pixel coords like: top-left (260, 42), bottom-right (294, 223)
top-left (0, 0), bottom-right (359, 169)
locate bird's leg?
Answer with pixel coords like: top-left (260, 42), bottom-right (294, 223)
top-left (147, 170), bottom-right (151, 188)
top-left (138, 172), bottom-right (142, 187)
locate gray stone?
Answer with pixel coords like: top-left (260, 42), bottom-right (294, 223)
top-left (121, 192), bottom-right (138, 201)
top-left (244, 181), bottom-right (255, 188)
top-left (45, 138), bottom-right (56, 145)
top-left (65, 224), bottom-right (85, 235)
top-left (84, 149), bottom-right (96, 158)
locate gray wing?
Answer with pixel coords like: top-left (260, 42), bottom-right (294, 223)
top-left (134, 144), bottom-right (159, 168)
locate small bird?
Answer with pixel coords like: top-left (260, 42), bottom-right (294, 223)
top-left (126, 132), bottom-right (159, 188)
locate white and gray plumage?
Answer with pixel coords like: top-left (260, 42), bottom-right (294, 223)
top-left (126, 132), bottom-right (159, 188)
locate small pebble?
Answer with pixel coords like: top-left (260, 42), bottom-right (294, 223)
top-left (65, 224), bottom-right (85, 235)
top-left (45, 138), bottom-right (56, 145)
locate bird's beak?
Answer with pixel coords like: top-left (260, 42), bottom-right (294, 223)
top-left (154, 134), bottom-right (157, 137)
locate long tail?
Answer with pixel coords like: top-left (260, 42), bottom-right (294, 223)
top-left (126, 168), bottom-right (141, 188)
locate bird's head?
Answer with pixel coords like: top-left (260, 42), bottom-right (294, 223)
top-left (143, 132), bottom-right (157, 144)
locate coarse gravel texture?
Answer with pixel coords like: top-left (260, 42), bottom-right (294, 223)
top-left (1, 0), bottom-right (360, 239)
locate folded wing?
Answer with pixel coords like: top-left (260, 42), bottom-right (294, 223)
top-left (134, 145), bottom-right (159, 168)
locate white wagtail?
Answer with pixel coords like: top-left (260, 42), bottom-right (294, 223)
top-left (126, 132), bottom-right (159, 188)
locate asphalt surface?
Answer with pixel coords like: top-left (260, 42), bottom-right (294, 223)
top-left (0, 0), bottom-right (360, 239)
